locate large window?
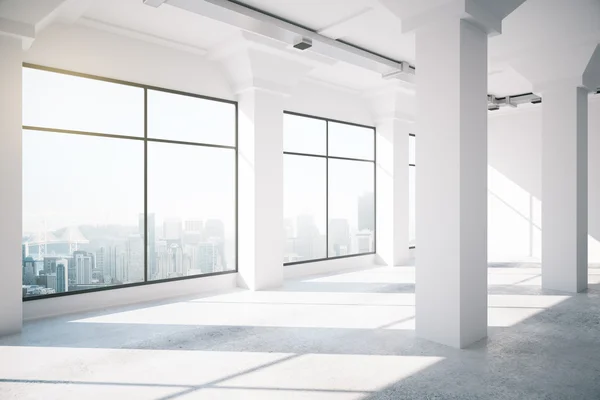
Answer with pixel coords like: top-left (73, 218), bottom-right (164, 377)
top-left (283, 112), bottom-right (375, 264)
top-left (22, 65), bottom-right (237, 299)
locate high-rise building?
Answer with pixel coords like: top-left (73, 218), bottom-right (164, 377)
top-left (74, 252), bottom-right (92, 285)
top-left (329, 219), bottom-right (351, 256)
top-left (140, 213), bottom-right (157, 279)
top-left (204, 219), bottom-right (224, 240)
top-left (197, 241), bottom-right (218, 273)
top-left (127, 234), bottom-right (144, 282)
top-left (43, 256), bottom-right (61, 274)
top-left (36, 273), bottom-right (57, 292)
top-left (22, 257), bottom-right (36, 286)
top-left (358, 192), bottom-right (375, 232)
top-left (22, 243), bottom-right (29, 260)
top-left (185, 219), bottom-right (203, 232)
top-left (96, 247), bottom-right (107, 276)
top-left (204, 220), bottom-right (226, 269)
top-left (56, 259), bottom-right (69, 293)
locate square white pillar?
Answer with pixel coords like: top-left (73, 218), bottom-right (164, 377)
top-left (542, 85), bottom-right (588, 292)
top-left (237, 88), bottom-right (284, 290)
top-left (376, 118), bottom-right (411, 266)
top-left (415, 18), bottom-right (488, 348)
top-left (0, 36), bottom-right (23, 337)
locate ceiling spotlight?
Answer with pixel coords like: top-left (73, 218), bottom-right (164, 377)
top-left (293, 37), bottom-right (312, 50)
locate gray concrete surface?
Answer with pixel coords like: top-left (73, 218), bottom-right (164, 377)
top-left (1, 264), bottom-right (599, 399)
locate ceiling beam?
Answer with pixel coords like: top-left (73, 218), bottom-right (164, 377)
top-left (153, 0), bottom-right (415, 81)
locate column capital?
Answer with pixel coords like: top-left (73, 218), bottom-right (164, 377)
top-left (380, 0), bottom-right (525, 36)
top-left (363, 82), bottom-right (416, 125)
top-left (209, 31), bottom-right (335, 97)
top-left (511, 43), bottom-right (600, 93)
top-left (0, 0), bottom-right (91, 50)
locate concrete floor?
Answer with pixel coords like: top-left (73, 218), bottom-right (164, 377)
top-left (1, 264), bottom-right (600, 399)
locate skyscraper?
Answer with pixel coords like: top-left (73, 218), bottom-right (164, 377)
top-left (74, 252), bottom-right (92, 285)
top-left (22, 257), bottom-right (35, 286)
top-left (197, 241), bottom-right (218, 273)
top-left (56, 259), bottom-right (69, 293)
top-left (358, 192), bottom-right (375, 232)
top-left (329, 219), bottom-right (350, 256)
top-left (140, 213), bottom-right (157, 280)
top-left (127, 234), bottom-right (144, 282)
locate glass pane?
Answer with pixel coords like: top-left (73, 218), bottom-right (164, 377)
top-left (147, 90), bottom-right (235, 146)
top-left (328, 122), bottom-right (374, 160)
top-left (328, 159), bottom-right (374, 256)
top-left (23, 67), bottom-right (144, 137)
top-left (22, 130), bottom-right (144, 298)
top-left (283, 114), bottom-right (326, 155)
top-left (409, 166), bottom-right (416, 246)
top-left (147, 142), bottom-right (236, 280)
top-left (283, 155), bottom-right (327, 262)
top-left (409, 135), bottom-right (416, 165)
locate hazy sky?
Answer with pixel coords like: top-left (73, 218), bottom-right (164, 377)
top-left (22, 67), bottom-right (376, 241)
top-left (22, 67), bottom-right (236, 235)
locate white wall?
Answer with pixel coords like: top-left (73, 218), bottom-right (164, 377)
top-left (287, 80), bottom-right (374, 127)
top-left (25, 23), bottom-right (234, 100)
top-left (488, 97), bottom-right (600, 263)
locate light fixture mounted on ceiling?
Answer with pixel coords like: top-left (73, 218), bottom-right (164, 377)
top-left (293, 37), bottom-right (313, 50)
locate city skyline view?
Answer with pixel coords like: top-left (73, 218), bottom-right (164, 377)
top-left (22, 215), bottom-right (235, 297)
top-left (22, 66), bottom-right (237, 299)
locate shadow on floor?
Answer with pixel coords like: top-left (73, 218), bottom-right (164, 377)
top-left (2, 264), bottom-right (600, 399)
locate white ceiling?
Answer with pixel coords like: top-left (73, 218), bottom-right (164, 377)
top-left (18, 0), bottom-right (600, 96)
top-left (83, 0), bottom-right (239, 50)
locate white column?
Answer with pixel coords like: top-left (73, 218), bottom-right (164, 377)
top-left (0, 36), bottom-right (23, 336)
top-left (510, 44), bottom-right (600, 293)
top-left (415, 18), bottom-right (488, 348)
top-left (541, 85), bottom-right (588, 292)
top-left (237, 88), bottom-right (285, 290)
top-left (376, 117), bottom-right (411, 266)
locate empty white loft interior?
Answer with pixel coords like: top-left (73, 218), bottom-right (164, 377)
top-left (1, 0), bottom-right (600, 398)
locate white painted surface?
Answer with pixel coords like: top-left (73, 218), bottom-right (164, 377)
top-left (488, 98), bottom-right (600, 264)
top-left (376, 118), bottom-right (411, 266)
top-left (0, 36), bottom-right (23, 336)
top-left (415, 18), bottom-right (488, 348)
top-left (541, 86), bottom-right (589, 292)
top-left (23, 273), bottom-right (238, 322)
top-left (488, 107), bottom-right (542, 262)
top-left (238, 89), bottom-right (285, 290)
top-left (286, 79), bottom-right (373, 127)
top-left (25, 23), bottom-right (234, 101)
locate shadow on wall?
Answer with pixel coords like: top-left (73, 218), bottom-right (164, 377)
top-left (487, 97), bottom-right (600, 263)
top-left (488, 165), bottom-right (600, 263)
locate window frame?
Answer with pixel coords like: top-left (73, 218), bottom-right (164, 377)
top-left (283, 111), bottom-right (376, 266)
top-left (22, 63), bottom-right (238, 301)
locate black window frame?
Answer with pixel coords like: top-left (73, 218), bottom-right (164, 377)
top-left (283, 111), bottom-right (376, 266)
top-left (22, 63), bottom-right (238, 301)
